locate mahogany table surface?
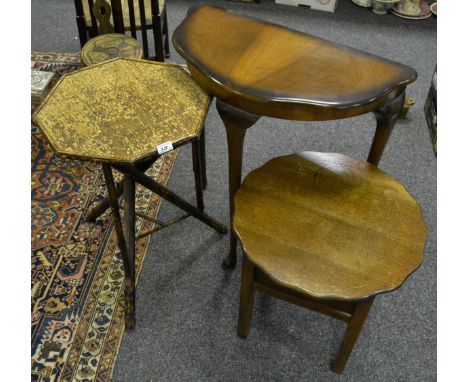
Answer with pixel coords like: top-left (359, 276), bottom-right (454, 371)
top-left (173, 4), bottom-right (417, 121)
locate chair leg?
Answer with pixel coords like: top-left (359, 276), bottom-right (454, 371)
top-left (238, 254), bottom-right (256, 339)
top-left (191, 139), bottom-right (205, 212)
top-left (162, 8), bottom-right (170, 58)
top-left (153, 16), bottom-right (165, 62)
top-left (199, 126), bottom-right (207, 189)
top-left (330, 297), bottom-right (374, 374)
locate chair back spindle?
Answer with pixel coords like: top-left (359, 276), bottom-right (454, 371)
top-left (74, 0), bottom-right (168, 61)
top-left (92, 0), bottom-right (114, 34)
top-left (137, 0), bottom-right (149, 58)
top-left (126, 0), bottom-right (138, 39)
top-left (110, 0), bottom-right (125, 34)
top-left (87, 0), bottom-right (99, 36)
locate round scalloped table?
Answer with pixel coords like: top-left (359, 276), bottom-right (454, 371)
top-left (233, 151), bottom-right (427, 373)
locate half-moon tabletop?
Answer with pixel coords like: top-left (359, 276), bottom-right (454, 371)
top-left (173, 4), bottom-right (417, 121)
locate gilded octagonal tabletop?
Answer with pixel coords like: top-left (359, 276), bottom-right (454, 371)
top-left (33, 58), bottom-right (211, 163)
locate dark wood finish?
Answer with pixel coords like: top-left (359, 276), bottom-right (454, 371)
top-left (86, 156), bottom-right (156, 222)
top-left (234, 152), bottom-right (427, 373)
top-left (123, 175), bottom-right (136, 330)
top-left (138, 0), bottom-right (149, 58)
top-left (100, 158), bottom-right (227, 330)
top-left (75, 0), bottom-right (169, 61)
top-left (216, 100), bottom-right (260, 268)
top-left (234, 152), bottom-right (427, 300)
top-left (86, 133), bottom-right (208, 223)
top-left (102, 164), bottom-right (135, 329)
top-left (238, 254), bottom-right (376, 372)
top-left (238, 254), bottom-right (256, 338)
top-left (424, 67), bottom-right (437, 156)
top-left (136, 214), bottom-right (190, 240)
top-left (127, 0), bottom-right (137, 38)
top-left (173, 5), bottom-right (418, 268)
top-left (254, 267), bottom-right (354, 321)
top-left (113, 163), bottom-right (227, 234)
top-left (86, 0), bottom-right (99, 36)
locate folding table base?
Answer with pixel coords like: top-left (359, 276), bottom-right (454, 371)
top-left (99, 162), bottom-right (227, 330)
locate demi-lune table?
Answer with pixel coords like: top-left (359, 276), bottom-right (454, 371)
top-left (33, 58), bottom-right (227, 329)
top-left (172, 4), bottom-right (418, 268)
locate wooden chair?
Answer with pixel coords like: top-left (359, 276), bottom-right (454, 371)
top-left (234, 151), bottom-right (427, 373)
top-left (74, 0), bottom-right (169, 61)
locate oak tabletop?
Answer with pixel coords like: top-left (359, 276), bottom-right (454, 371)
top-left (33, 58), bottom-right (210, 164)
top-left (233, 152), bottom-right (427, 301)
top-left (173, 5), bottom-right (417, 120)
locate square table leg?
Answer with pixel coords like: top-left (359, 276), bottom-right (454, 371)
top-left (123, 174), bottom-right (136, 330)
top-left (100, 160), bottom-right (228, 329)
top-left (191, 138), bottom-right (205, 211)
top-left (86, 157), bottom-right (156, 222)
top-left (113, 163), bottom-right (227, 234)
top-left (199, 126), bottom-right (207, 190)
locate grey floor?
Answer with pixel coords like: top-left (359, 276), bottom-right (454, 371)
top-left (32, 1), bottom-right (437, 381)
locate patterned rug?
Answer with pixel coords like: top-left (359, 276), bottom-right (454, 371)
top-left (31, 52), bottom-right (178, 382)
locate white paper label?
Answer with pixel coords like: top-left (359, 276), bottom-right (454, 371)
top-left (156, 141), bottom-right (174, 155)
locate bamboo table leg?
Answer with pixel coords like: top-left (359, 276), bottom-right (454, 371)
top-left (123, 175), bottom-right (136, 330)
top-left (238, 253), bottom-right (256, 339)
top-left (86, 156), bottom-right (156, 222)
top-left (102, 164), bottom-right (135, 330)
top-left (102, 158), bottom-right (225, 330)
top-left (199, 126), bottom-right (207, 190)
top-left (367, 91), bottom-right (406, 166)
top-left (192, 138), bottom-right (205, 211)
top-left (216, 100), bottom-right (260, 268)
top-left (113, 163), bottom-right (228, 234)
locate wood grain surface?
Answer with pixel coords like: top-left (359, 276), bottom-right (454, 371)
top-left (80, 0), bottom-right (164, 28)
top-left (233, 152), bottom-right (427, 300)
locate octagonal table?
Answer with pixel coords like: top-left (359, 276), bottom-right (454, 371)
top-left (173, 5), bottom-right (418, 268)
top-left (33, 58), bottom-right (227, 329)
